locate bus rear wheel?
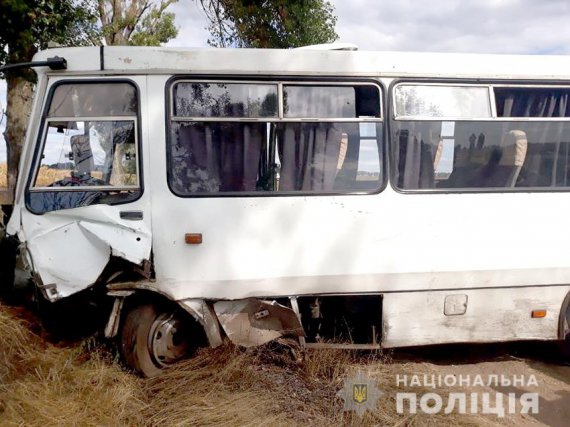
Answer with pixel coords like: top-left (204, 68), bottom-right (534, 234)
top-left (120, 303), bottom-right (195, 377)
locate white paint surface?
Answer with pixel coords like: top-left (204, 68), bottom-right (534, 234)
top-left (7, 47), bottom-right (570, 346)
top-left (29, 47), bottom-right (570, 79)
top-left (20, 205), bottom-right (152, 299)
top-left (382, 286), bottom-right (570, 347)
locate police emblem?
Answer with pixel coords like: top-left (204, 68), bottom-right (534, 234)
top-left (353, 384), bottom-right (368, 404)
top-left (337, 371), bottom-right (383, 417)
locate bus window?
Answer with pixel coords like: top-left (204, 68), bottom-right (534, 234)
top-left (168, 81), bottom-right (383, 196)
top-left (394, 85), bottom-right (491, 119)
top-left (32, 121), bottom-right (137, 189)
top-left (495, 87), bottom-right (570, 117)
top-left (27, 82), bottom-right (141, 214)
top-left (392, 83), bottom-right (570, 191)
top-left (173, 82), bottom-right (278, 118)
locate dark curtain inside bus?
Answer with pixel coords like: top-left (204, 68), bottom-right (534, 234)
top-left (495, 88), bottom-right (570, 118)
top-left (495, 89), bottom-right (570, 188)
top-left (170, 122), bottom-right (265, 194)
top-left (170, 121), bottom-right (374, 194)
top-left (394, 122), bottom-right (440, 189)
top-left (277, 123), bottom-right (345, 191)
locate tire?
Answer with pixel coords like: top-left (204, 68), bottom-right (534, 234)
top-left (120, 303), bottom-right (197, 377)
top-left (561, 303), bottom-right (570, 359)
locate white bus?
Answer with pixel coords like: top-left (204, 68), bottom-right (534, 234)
top-left (2, 46), bottom-right (570, 376)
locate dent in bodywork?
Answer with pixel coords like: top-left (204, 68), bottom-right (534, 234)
top-left (214, 299), bottom-right (305, 347)
top-left (16, 205), bottom-right (151, 301)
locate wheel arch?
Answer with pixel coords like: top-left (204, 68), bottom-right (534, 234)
top-left (558, 290), bottom-right (570, 340)
top-left (105, 283), bottom-right (223, 348)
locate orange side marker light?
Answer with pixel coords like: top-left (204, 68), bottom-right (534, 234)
top-left (531, 310), bottom-right (547, 318)
top-left (185, 233), bottom-right (203, 244)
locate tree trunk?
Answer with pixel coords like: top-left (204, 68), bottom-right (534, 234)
top-left (3, 75), bottom-right (34, 202)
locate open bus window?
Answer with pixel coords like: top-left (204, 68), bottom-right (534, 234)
top-left (495, 87), bottom-right (570, 117)
top-left (169, 81), bottom-right (383, 196)
top-left (27, 81), bottom-right (141, 214)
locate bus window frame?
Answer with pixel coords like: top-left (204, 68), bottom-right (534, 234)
top-left (24, 78), bottom-right (144, 215)
top-left (389, 78), bottom-right (570, 195)
top-left (165, 76), bottom-right (387, 198)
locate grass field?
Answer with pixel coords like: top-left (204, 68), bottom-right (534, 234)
top-left (0, 163), bottom-right (71, 188)
top-left (0, 163), bottom-right (134, 188)
top-left (0, 303), bottom-right (503, 427)
top-left (1, 159), bottom-right (567, 425)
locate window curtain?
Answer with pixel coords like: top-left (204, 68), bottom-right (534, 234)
top-left (499, 90), bottom-right (570, 118)
top-left (172, 122), bottom-right (264, 193)
top-left (277, 123), bottom-right (343, 191)
top-left (394, 122), bottom-right (440, 189)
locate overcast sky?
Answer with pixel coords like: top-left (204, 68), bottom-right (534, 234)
top-left (2, 0), bottom-right (570, 162)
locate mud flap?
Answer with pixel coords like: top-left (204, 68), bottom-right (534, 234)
top-left (214, 298), bottom-right (305, 347)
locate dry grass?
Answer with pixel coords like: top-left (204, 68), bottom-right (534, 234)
top-left (33, 167), bottom-right (110, 186)
top-left (0, 305), bottom-right (146, 426)
top-left (34, 166), bottom-right (73, 187)
top-left (0, 163), bottom-right (69, 188)
top-left (0, 163), bottom-right (6, 188)
top-left (0, 304), bottom-right (500, 426)
top-left (0, 163), bottom-right (133, 188)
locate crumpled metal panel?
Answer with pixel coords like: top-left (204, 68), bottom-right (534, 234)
top-left (79, 221), bottom-right (148, 264)
top-left (27, 221), bottom-right (111, 299)
top-left (214, 299), bottom-right (304, 347)
top-left (20, 205), bottom-right (151, 300)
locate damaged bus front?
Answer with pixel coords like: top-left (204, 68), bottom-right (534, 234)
top-left (4, 46), bottom-right (570, 376)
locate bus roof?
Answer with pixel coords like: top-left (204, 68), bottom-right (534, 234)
top-left (32, 46), bottom-right (570, 80)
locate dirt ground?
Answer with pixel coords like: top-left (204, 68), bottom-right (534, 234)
top-left (1, 302), bottom-right (569, 426)
top-left (391, 343), bottom-right (570, 426)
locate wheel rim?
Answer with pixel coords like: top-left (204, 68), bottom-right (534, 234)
top-left (148, 313), bottom-right (189, 367)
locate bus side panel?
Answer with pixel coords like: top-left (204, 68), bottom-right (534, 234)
top-left (382, 286), bottom-right (570, 347)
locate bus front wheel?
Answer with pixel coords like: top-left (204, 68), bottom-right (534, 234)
top-left (120, 303), bottom-right (196, 377)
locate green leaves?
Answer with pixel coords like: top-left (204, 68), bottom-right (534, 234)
top-left (200, 0), bottom-right (339, 48)
top-left (0, 0), bottom-right (99, 72)
top-left (129, 9), bottom-right (178, 46)
top-left (98, 0), bottom-right (178, 46)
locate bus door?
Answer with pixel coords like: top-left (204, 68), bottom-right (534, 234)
top-left (16, 77), bottom-right (151, 301)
